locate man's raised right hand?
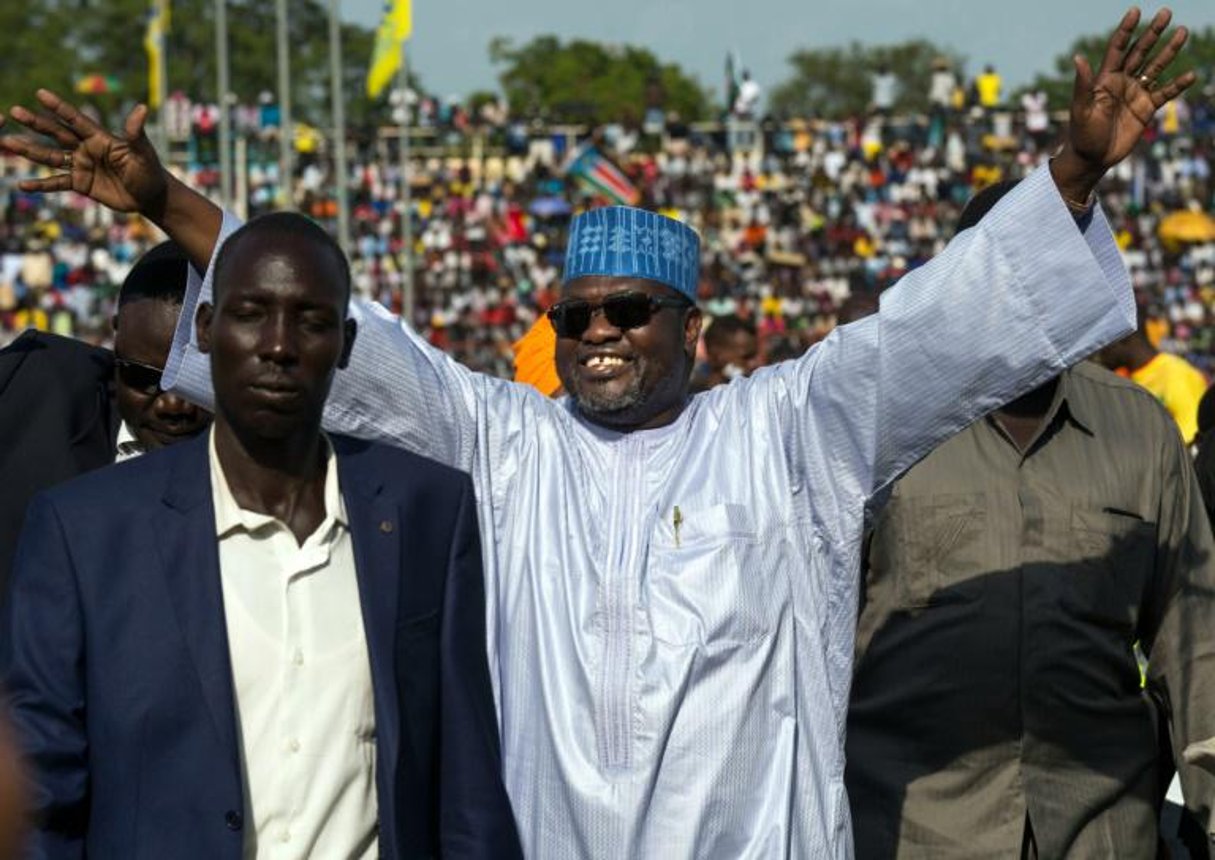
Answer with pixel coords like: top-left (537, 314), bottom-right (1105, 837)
top-left (2, 88), bottom-right (223, 275)
top-left (1, 89), bottom-right (168, 217)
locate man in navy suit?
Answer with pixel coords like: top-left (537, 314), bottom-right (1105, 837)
top-left (0, 241), bottom-right (210, 593)
top-left (1, 213), bottom-right (520, 859)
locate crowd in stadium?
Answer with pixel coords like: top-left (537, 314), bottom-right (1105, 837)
top-left (2, 82), bottom-right (1213, 381)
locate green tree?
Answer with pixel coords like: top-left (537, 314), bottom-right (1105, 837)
top-left (0, 0), bottom-right (76, 113)
top-left (489, 35), bottom-right (712, 125)
top-left (1019, 25), bottom-right (1215, 110)
top-left (0, 0), bottom-right (392, 132)
top-left (465, 89), bottom-right (500, 114)
top-left (769, 39), bottom-right (965, 118)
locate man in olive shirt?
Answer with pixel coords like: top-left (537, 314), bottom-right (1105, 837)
top-left (846, 183), bottom-right (1215, 858)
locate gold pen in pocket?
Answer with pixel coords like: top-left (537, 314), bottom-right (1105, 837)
top-left (673, 506), bottom-right (684, 547)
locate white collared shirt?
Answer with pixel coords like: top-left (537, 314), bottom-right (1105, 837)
top-left (114, 421), bottom-right (144, 462)
top-left (208, 430), bottom-right (378, 859)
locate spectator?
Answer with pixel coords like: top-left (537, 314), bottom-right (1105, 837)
top-left (733, 69), bottom-right (762, 119)
top-left (1097, 305), bottom-right (1210, 444)
top-left (928, 58), bottom-right (957, 110)
top-left (1022, 87), bottom-right (1051, 151)
top-left (692, 313), bottom-right (759, 391)
top-left (976, 64), bottom-right (1003, 109)
top-left (872, 64), bottom-right (899, 114)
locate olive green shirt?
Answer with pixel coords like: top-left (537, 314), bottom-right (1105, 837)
top-left (847, 362), bottom-right (1215, 859)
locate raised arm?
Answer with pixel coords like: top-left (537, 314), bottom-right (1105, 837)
top-left (761, 169), bottom-right (1134, 508)
top-left (159, 209), bottom-right (535, 470)
top-left (1051, 7), bottom-right (1195, 206)
top-left (2, 90), bottom-right (548, 472)
top-left (755, 8), bottom-right (1194, 514)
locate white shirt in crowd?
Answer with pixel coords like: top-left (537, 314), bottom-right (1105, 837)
top-left (929, 69), bottom-right (956, 107)
top-left (1023, 90), bottom-right (1050, 134)
top-left (734, 78), bottom-right (762, 117)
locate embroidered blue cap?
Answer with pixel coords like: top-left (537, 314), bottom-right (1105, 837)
top-left (563, 206), bottom-right (701, 302)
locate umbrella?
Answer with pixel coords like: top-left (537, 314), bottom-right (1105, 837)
top-left (1158, 210), bottom-right (1215, 245)
top-left (529, 196), bottom-right (572, 219)
top-left (75, 74), bottom-right (121, 95)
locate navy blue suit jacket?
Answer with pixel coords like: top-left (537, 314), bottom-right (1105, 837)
top-left (0, 331), bottom-right (118, 594)
top-left (1, 432), bottom-right (521, 859)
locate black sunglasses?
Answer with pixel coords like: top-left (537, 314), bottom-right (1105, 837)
top-left (547, 292), bottom-right (691, 339)
top-left (114, 357), bottom-right (165, 395)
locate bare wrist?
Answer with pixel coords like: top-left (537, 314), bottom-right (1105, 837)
top-left (140, 169), bottom-right (174, 227)
top-left (1050, 147), bottom-right (1103, 211)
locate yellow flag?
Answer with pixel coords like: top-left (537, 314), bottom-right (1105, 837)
top-left (367, 0), bottom-right (413, 99)
top-left (144, 0), bottom-right (170, 108)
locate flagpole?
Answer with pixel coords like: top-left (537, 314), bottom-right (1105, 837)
top-left (215, 0), bottom-right (232, 209)
top-left (275, 0), bottom-right (293, 209)
top-left (328, 0), bottom-right (351, 253)
top-left (155, 0), bottom-right (169, 154)
top-left (399, 49), bottom-right (413, 322)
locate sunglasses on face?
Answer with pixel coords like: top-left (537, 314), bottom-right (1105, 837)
top-left (547, 292), bottom-right (691, 339)
top-left (114, 357), bottom-right (165, 395)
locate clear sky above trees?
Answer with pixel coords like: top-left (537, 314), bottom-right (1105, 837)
top-left (344, 0), bottom-right (1213, 106)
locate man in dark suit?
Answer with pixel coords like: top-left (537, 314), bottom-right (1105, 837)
top-left (0, 241), bottom-right (209, 590)
top-left (1, 213), bottom-right (519, 858)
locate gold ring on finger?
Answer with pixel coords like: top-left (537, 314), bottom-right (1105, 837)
top-left (1138, 74), bottom-right (1156, 89)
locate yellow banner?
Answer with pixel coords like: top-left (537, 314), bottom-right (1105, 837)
top-left (144, 0), bottom-right (169, 108)
top-left (366, 0), bottom-right (412, 99)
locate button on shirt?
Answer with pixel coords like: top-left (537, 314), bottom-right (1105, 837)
top-left (848, 363), bottom-right (1215, 858)
top-left (208, 431), bottom-right (378, 859)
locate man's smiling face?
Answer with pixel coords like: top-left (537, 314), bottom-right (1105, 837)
top-left (553, 275), bottom-right (701, 432)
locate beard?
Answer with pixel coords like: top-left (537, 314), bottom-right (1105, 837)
top-left (565, 357), bottom-right (651, 423)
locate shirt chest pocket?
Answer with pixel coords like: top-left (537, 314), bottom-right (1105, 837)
top-left (646, 503), bottom-right (787, 647)
top-left (871, 492), bottom-right (989, 609)
top-left (1058, 506), bottom-right (1155, 631)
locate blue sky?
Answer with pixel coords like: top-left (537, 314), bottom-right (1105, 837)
top-left (344, 0), bottom-right (1214, 103)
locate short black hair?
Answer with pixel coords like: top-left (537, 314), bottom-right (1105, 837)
top-left (703, 314), bottom-right (756, 350)
top-left (837, 292), bottom-right (879, 325)
top-left (212, 211), bottom-right (351, 304)
top-left (955, 180), bottom-right (1020, 235)
top-left (117, 240), bottom-right (191, 308)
